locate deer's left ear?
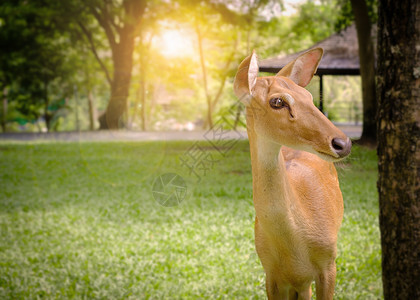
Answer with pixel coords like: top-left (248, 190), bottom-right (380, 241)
top-left (276, 48), bottom-right (323, 87)
top-left (233, 51), bottom-right (259, 106)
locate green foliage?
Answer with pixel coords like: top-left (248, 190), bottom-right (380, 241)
top-left (335, 0), bottom-right (378, 32)
top-left (0, 141), bottom-right (382, 298)
top-left (0, 0), bottom-right (366, 131)
top-left (281, 0), bottom-right (338, 53)
top-left (0, 0), bottom-right (97, 131)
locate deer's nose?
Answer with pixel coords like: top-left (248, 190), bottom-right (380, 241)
top-left (331, 137), bottom-right (352, 158)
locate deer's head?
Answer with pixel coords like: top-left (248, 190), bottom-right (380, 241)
top-left (234, 48), bottom-right (351, 161)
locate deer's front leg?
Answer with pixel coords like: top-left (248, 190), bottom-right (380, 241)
top-left (315, 262), bottom-right (337, 300)
top-left (265, 273), bottom-right (288, 300)
top-left (295, 286), bottom-right (312, 300)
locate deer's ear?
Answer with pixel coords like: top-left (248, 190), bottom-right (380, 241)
top-left (276, 48), bottom-right (323, 87)
top-left (233, 51), bottom-right (258, 106)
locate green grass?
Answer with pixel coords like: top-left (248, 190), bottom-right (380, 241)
top-left (0, 140), bottom-right (382, 299)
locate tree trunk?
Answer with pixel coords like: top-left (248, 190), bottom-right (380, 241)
top-left (1, 88), bottom-right (7, 132)
top-left (74, 85), bottom-right (80, 132)
top-left (84, 48), bottom-right (96, 131)
top-left (130, 87), bottom-right (140, 129)
top-left (43, 80), bottom-right (51, 132)
top-left (195, 23), bottom-right (213, 130)
top-left (99, 35), bottom-right (135, 129)
top-left (130, 78), bottom-right (147, 131)
top-left (87, 90), bottom-right (96, 131)
top-left (140, 75), bottom-right (147, 131)
top-left (377, 0), bottom-right (420, 298)
top-left (350, 0), bottom-right (377, 144)
top-left (139, 44), bottom-right (147, 131)
top-left (95, 1), bottom-right (146, 130)
top-left (234, 21), bottom-right (253, 130)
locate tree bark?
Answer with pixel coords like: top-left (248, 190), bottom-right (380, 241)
top-left (1, 88), bottom-right (7, 132)
top-left (91, 0), bottom-right (146, 130)
top-left (87, 90), bottom-right (96, 131)
top-left (377, 0), bottom-right (420, 298)
top-left (99, 34), bottom-right (135, 129)
top-left (43, 80), bottom-right (51, 132)
top-left (139, 71), bottom-right (147, 131)
top-left (350, 0), bottom-right (377, 144)
top-left (195, 22), bottom-right (213, 129)
top-left (139, 38), bottom-right (147, 131)
top-left (74, 85), bottom-right (80, 132)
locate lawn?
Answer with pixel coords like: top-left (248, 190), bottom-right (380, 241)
top-left (0, 139), bottom-right (382, 299)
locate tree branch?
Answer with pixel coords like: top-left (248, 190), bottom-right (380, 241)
top-left (211, 37), bottom-right (238, 112)
top-left (122, 0), bottom-right (147, 34)
top-left (195, 21), bottom-right (213, 128)
top-left (87, 3), bottom-right (117, 52)
top-left (203, 0), bottom-right (245, 26)
top-left (78, 21), bottom-right (113, 87)
top-left (102, 2), bottom-right (122, 37)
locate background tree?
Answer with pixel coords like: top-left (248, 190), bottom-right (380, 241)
top-left (192, 0), bottom-right (284, 129)
top-left (70, 44), bottom-right (108, 131)
top-left (0, 0), bottom-right (370, 132)
top-left (194, 8), bottom-right (240, 129)
top-left (229, 0), bottom-right (284, 129)
top-left (285, 0), bottom-right (337, 52)
top-left (130, 30), bottom-right (155, 131)
top-left (376, 0), bottom-right (420, 298)
top-left (336, 0), bottom-right (377, 144)
top-left (80, 0), bottom-right (148, 130)
top-left (0, 0), bottom-right (76, 132)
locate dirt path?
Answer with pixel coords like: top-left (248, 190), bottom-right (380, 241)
top-left (0, 125), bottom-right (362, 142)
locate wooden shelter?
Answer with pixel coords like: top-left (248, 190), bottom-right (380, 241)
top-left (259, 25), bottom-right (365, 112)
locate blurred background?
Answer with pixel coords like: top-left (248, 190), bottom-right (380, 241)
top-left (0, 0), bottom-right (375, 134)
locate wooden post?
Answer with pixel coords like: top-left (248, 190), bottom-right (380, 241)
top-left (319, 74), bottom-right (324, 113)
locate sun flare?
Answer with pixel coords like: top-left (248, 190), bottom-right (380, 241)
top-left (158, 29), bottom-right (195, 58)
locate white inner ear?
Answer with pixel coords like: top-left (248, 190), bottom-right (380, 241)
top-left (289, 58), bottom-right (304, 85)
top-left (248, 53), bottom-right (259, 94)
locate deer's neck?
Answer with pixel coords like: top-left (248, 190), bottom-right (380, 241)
top-left (246, 114), bottom-right (295, 229)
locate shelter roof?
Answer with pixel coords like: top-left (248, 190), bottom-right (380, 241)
top-left (259, 24), bottom-right (375, 75)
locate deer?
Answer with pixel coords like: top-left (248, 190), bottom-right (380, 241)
top-left (233, 48), bottom-right (351, 300)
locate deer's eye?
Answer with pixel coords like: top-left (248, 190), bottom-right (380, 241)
top-left (269, 97), bottom-right (288, 109)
